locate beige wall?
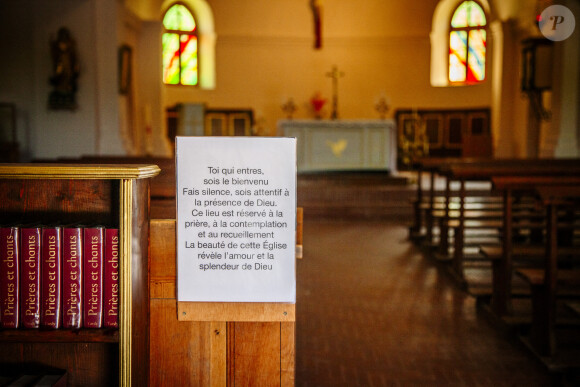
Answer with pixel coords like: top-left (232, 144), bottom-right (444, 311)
top-left (163, 0), bottom-right (491, 136)
top-left (1, 0), bottom-right (576, 159)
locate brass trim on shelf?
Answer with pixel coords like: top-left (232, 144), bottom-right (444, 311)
top-left (0, 164), bottom-right (161, 179)
top-left (119, 179), bottom-right (133, 387)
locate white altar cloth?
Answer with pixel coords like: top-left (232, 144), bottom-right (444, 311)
top-left (278, 119), bottom-right (397, 173)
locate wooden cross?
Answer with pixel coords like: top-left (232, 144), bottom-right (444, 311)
top-left (326, 65), bottom-right (344, 120)
top-left (281, 98), bottom-right (297, 119)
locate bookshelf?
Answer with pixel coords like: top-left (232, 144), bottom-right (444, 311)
top-left (0, 164), bottom-right (160, 386)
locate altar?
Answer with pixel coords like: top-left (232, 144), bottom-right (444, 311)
top-left (278, 119), bottom-right (397, 173)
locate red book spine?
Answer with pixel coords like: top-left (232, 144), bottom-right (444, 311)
top-left (104, 228), bottom-right (119, 328)
top-left (62, 228), bottom-right (82, 329)
top-left (40, 227), bottom-right (61, 329)
top-left (83, 227), bottom-right (103, 328)
top-left (0, 227), bottom-right (19, 328)
top-left (20, 227), bottom-right (41, 329)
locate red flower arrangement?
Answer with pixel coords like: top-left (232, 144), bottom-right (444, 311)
top-left (310, 92), bottom-right (327, 118)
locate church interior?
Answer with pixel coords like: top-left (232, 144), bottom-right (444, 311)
top-left (1, 0), bottom-right (580, 386)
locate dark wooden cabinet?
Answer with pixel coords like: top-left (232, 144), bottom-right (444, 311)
top-left (0, 164), bottom-right (160, 386)
top-left (396, 108), bottom-right (492, 168)
top-left (204, 109), bottom-right (253, 136)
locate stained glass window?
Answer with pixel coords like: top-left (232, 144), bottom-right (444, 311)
top-left (163, 4), bottom-right (198, 86)
top-left (449, 1), bottom-right (486, 84)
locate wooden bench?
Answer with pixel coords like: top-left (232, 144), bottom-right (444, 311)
top-left (35, 155), bottom-right (305, 383)
top-left (437, 162), bottom-right (580, 285)
top-left (411, 157), bottom-right (577, 249)
top-left (409, 156), bottom-right (493, 242)
top-left (513, 185), bottom-right (580, 359)
top-left (69, 156), bottom-right (177, 218)
top-left (149, 212), bottom-right (303, 385)
top-left (486, 176), bottom-right (580, 317)
top-left (35, 155), bottom-right (177, 219)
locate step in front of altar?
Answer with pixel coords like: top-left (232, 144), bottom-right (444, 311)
top-left (297, 172), bottom-right (414, 220)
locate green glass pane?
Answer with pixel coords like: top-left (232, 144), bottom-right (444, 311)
top-left (468, 3), bottom-right (486, 26)
top-left (163, 4), bottom-right (196, 32)
top-left (451, 1), bottom-right (486, 28)
top-left (180, 35), bottom-right (198, 85)
top-left (449, 31), bottom-right (467, 82)
top-left (451, 2), bottom-right (469, 27)
top-left (162, 33), bottom-right (180, 84)
top-left (467, 29), bottom-right (486, 81)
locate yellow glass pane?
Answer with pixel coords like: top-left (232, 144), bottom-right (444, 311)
top-left (451, 1), bottom-right (486, 28)
top-left (467, 30), bottom-right (486, 81)
top-left (180, 35), bottom-right (198, 86)
top-left (449, 31), bottom-right (467, 82)
top-left (163, 4), bottom-right (196, 32)
top-left (162, 33), bottom-right (180, 84)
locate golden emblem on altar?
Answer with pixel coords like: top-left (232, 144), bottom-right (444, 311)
top-left (326, 139), bottom-right (348, 157)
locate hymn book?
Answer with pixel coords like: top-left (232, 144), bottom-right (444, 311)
top-left (83, 227), bottom-right (104, 328)
top-left (103, 228), bottom-right (119, 328)
top-left (20, 227), bottom-right (41, 329)
top-left (40, 226), bottom-right (62, 329)
top-left (62, 227), bottom-right (83, 329)
top-left (0, 227), bottom-right (19, 328)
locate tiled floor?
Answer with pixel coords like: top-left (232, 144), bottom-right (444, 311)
top-left (295, 219), bottom-right (560, 386)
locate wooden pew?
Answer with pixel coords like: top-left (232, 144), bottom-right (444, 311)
top-left (37, 156), bottom-right (177, 219)
top-left (411, 157), bottom-right (551, 248)
top-left (486, 176), bottom-right (580, 318)
top-left (149, 212), bottom-right (303, 386)
top-left (515, 185), bottom-right (580, 360)
top-left (36, 156), bottom-right (303, 383)
top-left (409, 157), bottom-right (493, 243)
top-left (438, 161), bottom-right (580, 284)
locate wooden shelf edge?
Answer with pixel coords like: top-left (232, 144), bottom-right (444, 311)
top-left (0, 328), bottom-right (119, 343)
top-left (0, 164), bottom-right (161, 179)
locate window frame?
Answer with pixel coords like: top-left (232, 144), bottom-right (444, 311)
top-left (162, 2), bottom-right (200, 87)
top-left (448, 0), bottom-right (488, 85)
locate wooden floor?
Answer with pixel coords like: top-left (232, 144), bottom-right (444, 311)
top-left (295, 219), bottom-right (570, 386)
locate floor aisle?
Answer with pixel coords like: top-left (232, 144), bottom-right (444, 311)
top-left (295, 219), bottom-right (558, 386)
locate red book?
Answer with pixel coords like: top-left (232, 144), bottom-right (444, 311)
top-left (104, 228), bottom-right (120, 328)
top-left (40, 227), bottom-right (61, 329)
top-left (62, 227), bottom-right (82, 329)
top-left (83, 227), bottom-right (104, 328)
top-left (0, 227), bottom-right (19, 328)
top-left (20, 227), bottom-right (41, 329)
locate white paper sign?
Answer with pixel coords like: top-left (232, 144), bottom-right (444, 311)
top-left (176, 137), bottom-right (297, 303)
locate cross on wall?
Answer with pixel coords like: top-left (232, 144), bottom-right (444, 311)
top-left (326, 65), bottom-right (344, 120)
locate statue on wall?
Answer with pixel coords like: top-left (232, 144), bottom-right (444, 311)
top-left (310, 0), bottom-right (323, 49)
top-left (49, 27), bottom-right (80, 110)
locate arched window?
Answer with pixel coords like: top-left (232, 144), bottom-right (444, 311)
top-left (162, 3), bottom-right (198, 86)
top-left (449, 1), bottom-right (487, 84)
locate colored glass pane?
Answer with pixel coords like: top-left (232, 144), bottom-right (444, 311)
top-left (180, 35), bottom-right (198, 85)
top-left (467, 30), bottom-right (486, 81)
top-left (163, 4), bottom-right (196, 32)
top-left (162, 3), bottom-right (198, 86)
top-left (163, 33), bottom-right (181, 84)
top-left (449, 31), bottom-right (467, 82)
top-left (468, 4), bottom-right (486, 26)
top-left (451, 1), bottom-right (486, 28)
top-left (451, 2), bottom-right (468, 27)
